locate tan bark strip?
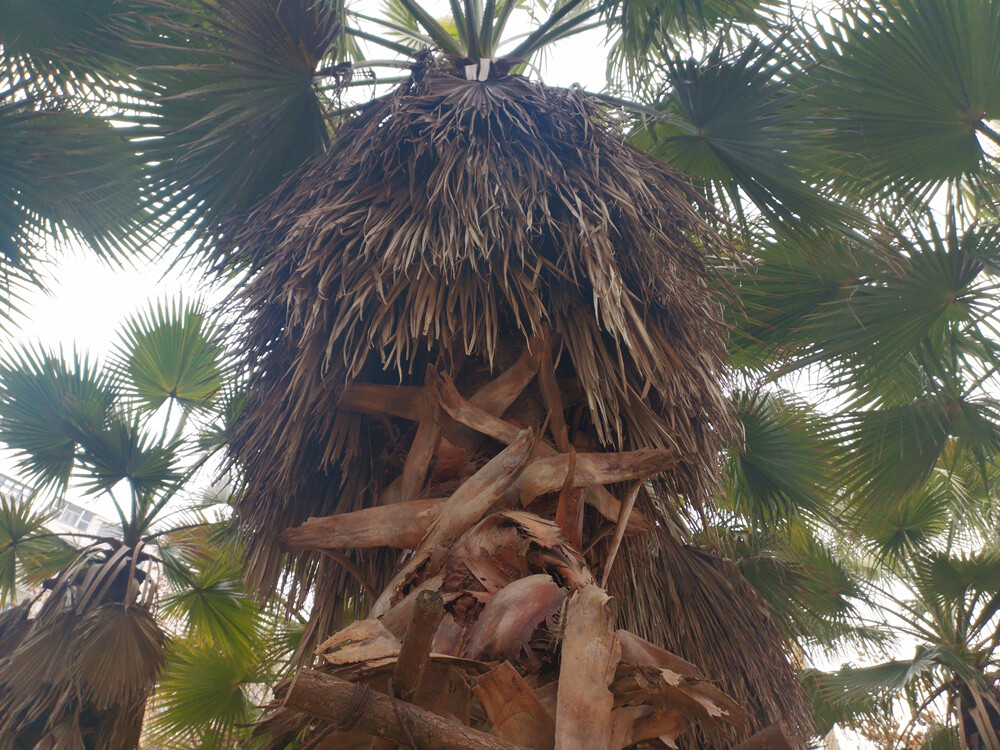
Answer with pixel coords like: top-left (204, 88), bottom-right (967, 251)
top-left (537, 341), bottom-right (570, 452)
top-left (518, 449), bottom-right (677, 505)
top-left (553, 447), bottom-right (577, 543)
top-left (280, 499), bottom-right (442, 552)
top-left (371, 591), bottom-right (445, 750)
top-left (441, 337), bottom-right (543, 451)
top-left (599, 480), bottom-right (643, 588)
top-left (731, 723), bottom-right (796, 750)
top-left (370, 430), bottom-right (534, 618)
top-left (554, 585), bottom-right (620, 750)
top-left (339, 383), bottom-right (425, 421)
top-left (399, 390), bottom-right (442, 503)
top-left (472, 662), bottom-right (556, 750)
top-left (467, 335), bottom-right (543, 414)
top-left (282, 670), bottom-right (523, 750)
top-left (609, 706), bottom-right (688, 750)
top-left (432, 370), bottom-right (521, 445)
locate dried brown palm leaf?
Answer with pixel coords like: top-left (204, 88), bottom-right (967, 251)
top-left (0, 544), bottom-right (163, 750)
top-left (226, 62), bottom-right (733, 629)
top-left (606, 518), bottom-right (814, 748)
top-left (73, 604), bottom-right (167, 711)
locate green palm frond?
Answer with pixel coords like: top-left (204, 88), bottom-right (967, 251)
top-left (605, 0), bottom-right (771, 76)
top-left (0, 103), bottom-right (147, 288)
top-left (112, 298), bottom-right (226, 415)
top-left (0, 0), bottom-right (138, 105)
top-left (632, 35), bottom-right (862, 235)
top-left (818, 645), bottom-right (945, 702)
top-left (800, 667), bottom-right (882, 736)
top-left (810, 0), bottom-right (1000, 203)
top-left (0, 346), bottom-right (117, 495)
top-left (719, 525), bottom-right (877, 651)
top-left (798, 219), bottom-right (1000, 405)
top-left (149, 639), bottom-right (262, 747)
top-left (723, 389), bottom-right (839, 526)
top-left (0, 494), bottom-right (75, 606)
top-left (161, 554), bottom-right (262, 659)
top-left (854, 473), bottom-right (966, 561)
top-left (75, 413), bottom-right (182, 501)
top-left (129, 0), bottom-right (340, 259)
top-left (839, 394), bottom-right (1000, 506)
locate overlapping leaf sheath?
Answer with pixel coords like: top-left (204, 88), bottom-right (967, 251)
top-left (226, 61), bottom-right (809, 747)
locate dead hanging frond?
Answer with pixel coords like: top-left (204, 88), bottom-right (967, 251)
top-left (607, 515), bottom-right (815, 749)
top-left (0, 543), bottom-right (166, 750)
top-left (224, 66), bottom-right (734, 620)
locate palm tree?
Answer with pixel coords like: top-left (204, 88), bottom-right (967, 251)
top-left (6, 0), bottom-right (1000, 747)
top-left (0, 299), bottom-right (280, 748)
top-left (810, 542), bottom-right (1000, 750)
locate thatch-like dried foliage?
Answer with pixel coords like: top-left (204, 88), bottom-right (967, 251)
top-left (223, 59), bottom-right (811, 748)
top-left (227, 62), bottom-right (732, 611)
top-left (0, 545), bottom-right (166, 749)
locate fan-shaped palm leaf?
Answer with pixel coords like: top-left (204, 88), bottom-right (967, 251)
top-left (130, 0), bottom-right (340, 257)
top-left (724, 389), bottom-right (839, 526)
top-left (632, 35), bottom-right (861, 235)
top-left (0, 494), bottom-right (75, 605)
top-left (148, 638), bottom-right (262, 748)
top-left (799, 219), bottom-right (1000, 404)
top-left (810, 0), bottom-right (1000, 203)
top-left (0, 346), bottom-right (117, 495)
top-left (112, 298), bottom-right (226, 415)
top-left (839, 394), bottom-right (1000, 506)
top-left (75, 413), bottom-right (182, 501)
top-left (160, 554), bottom-right (262, 659)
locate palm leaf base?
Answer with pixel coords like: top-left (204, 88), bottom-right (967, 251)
top-left (253, 337), bottom-right (802, 749)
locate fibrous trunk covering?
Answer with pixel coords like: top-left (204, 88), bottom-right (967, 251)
top-left (228, 61), bottom-right (810, 748)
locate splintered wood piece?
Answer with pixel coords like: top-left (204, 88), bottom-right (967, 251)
top-left (371, 591), bottom-right (446, 750)
top-left (394, 590), bottom-right (445, 704)
top-left (554, 586), bottom-right (620, 750)
top-left (370, 430), bottom-right (534, 618)
top-left (472, 661), bottom-right (556, 750)
top-left (283, 670), bottom-right (522, 750)
top-left (518, 449), bottom-right (677, 505)
top-left (732, 723), bottom-right (797, 750)
top-left (280, 499), bottom-right (442, 551)
top-left (599, 480), bottom-right (643, 588)
top-left (339, 383), bottom-right (424, 421)
top-left (316, 619), bottom-right (401, 667)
